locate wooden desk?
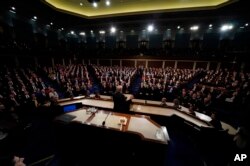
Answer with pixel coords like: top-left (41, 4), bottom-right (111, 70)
top-left (55, 108), bottom-right (169, 144)
top-left (57, 95), bottom-right (237, 134)
top-left (58, 97), bottom-right (211, 128)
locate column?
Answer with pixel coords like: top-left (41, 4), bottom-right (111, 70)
top-left (120, 60), bottom-right (122, 67)
top-left (174, 61), bottom-right (178, 69)
top-left (15, 56), bottom-right (19, 67)
top-left (51, 57), bottom-right (55, 67)
top-left (146, 60), bottom-right (148, 68)
top-left (193, 61), bottom-right (197, 70)
top-left (135, 60), bottom-right (137, 67)
top-left (240, 62), bottom-right (245, 72)
top-left (216, 62), bottom-right (221, 71)
top-left (162, 61), bottom-right (165, 69)
top-left (82, 59), bottom-right (84, 65)
top-left (34, 57), bottom-right (38, 67)
top-left (62, 58), bottom-right (65, 66)
top-left (206, 62), bottom-right (210, 70)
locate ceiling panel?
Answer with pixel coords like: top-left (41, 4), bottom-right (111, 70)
top-left (43, 0), bottom-right (237, 18)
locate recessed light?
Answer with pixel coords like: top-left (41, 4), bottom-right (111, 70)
top-left (147, 24), bottom-right (154, 32)
top-left (177, 26), bottom-right (180, 29)
top-left (99, 30), bottom-right (105, 34)
top-left (50, 22), bottom-right (53, 25)
top-left (11, 6), bottom-right (15, 10)
top-left (190, 25), bottom-right (199, 31)
top-left (80, 2), bottom-right (83, 6)
top-left (110, 27), bottom-right (116, 33)
top-left (93, 2), bottom-right (98, 7)
top-left (245, 23), bottom-right (249, 27)
top-left (80, 32), bottom-right (86, 36)
top-left (106, 0), bottom-right (110, 6)
top-left (33, 16), bottom-right (37, 20)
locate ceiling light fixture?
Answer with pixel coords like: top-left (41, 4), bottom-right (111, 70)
top-left (190, 25), bottom-right (199, 31)
top-left (93, 2), bottom-right (98, 7)
top-left (106, 0), bottom-right (110, 6)
top-left (80, 2), bottom-right (83, 6)
top-left (110, 26), bottom-right (116, 33)
top-left (147, 24), bottom-right (154, 32)
top-left (87, 0), bottom-right (100, 7)
top-left (80, 32), bottom-right (86, 36)
top-left (220, 24), bottom-right (233, 32)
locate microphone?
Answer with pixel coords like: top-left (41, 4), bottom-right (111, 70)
top-left (102, 112), bottom-right (111, 126)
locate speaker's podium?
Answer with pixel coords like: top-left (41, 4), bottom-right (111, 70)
top-left (53, 108), bottom-right (170, 166)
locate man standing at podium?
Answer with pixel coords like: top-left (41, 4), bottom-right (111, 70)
top-left (113, 85), bottom-right (133, 113)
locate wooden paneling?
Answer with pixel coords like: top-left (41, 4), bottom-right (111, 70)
top-left (196, 62), bottom-right (208, 69)
top-left (137, 60), bottom-right (146, 67)
top-left (209, 62), bottom-right (218, 70)
top-left (90, 59), bottom-right (97, 65)
top-left (54, 57), bottom-right (63, 65)
top-left (18, 56), bottom-right (35, 67)
top-left (177, 61), bottom-right (193, 69)
top-left (0, 56), bottom-right (16, 67)
top-left (99, 60), bottom-right (111, 66)
top-left (221, 62), bottom-right (234, 70)
top-left (38, 56), bottom-right (52, 67)
top-left (165, 61), bottom-right (175, 68)
top-left (148, 61), bottom-right (163, 68)
top-left (112, 60), bottom-right (120, 66)
top-left (122, 60), bottom-right (135, 67)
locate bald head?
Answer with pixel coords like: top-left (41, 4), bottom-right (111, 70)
top-left (116, 85), bottom-right (123, 93)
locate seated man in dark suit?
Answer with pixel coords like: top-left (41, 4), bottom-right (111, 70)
top-left (112, 86), bottom-right (133, 113)
top-left (160, 97), bottom-right (168, 107)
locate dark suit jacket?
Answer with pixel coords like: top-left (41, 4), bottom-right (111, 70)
top-left (112, 92), bottom-right (131, 113)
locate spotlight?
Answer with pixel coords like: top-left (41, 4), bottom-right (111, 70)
top-left (190, 25), bottom-right (199, 31)
top-left (220, 24), bottom-right (233, 32)
top-left (93, 2), bottom-right (98, 7)
top-left (99, 30), bottom-right (106, 34)
top-left (106, 0), bottom-right (110, 6)
top-left (147, 24), bottom-right (154, 32)
top-left (80, 32), bottom-right (86, 36)
top-left (110, 27), bottom-right (116, 33)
